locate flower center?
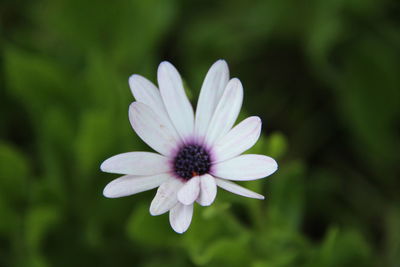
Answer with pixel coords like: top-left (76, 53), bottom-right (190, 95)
top-left (173, 144), bottom-right (211, 180)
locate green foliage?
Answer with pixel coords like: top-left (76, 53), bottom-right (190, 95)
top-left (1, 0), bottom-right (399, 266)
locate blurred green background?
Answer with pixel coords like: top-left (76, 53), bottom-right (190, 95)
top-left (1, 0), bottom-right (400, 266)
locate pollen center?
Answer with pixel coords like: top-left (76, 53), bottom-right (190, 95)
top-left (174, 144), bottom-right (211, 180)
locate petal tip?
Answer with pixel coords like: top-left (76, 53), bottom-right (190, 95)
top-left (149, 197), bottom-right (166, 216)
top-left (226, 78), bottom-right (244, 97)
top-left (158, 61), bottom-right (174, 72)
top-left (198, 200), bottom-right (213, 207)
top-left (128, 74), bottom-right (139, 83)
top-left (214, 59), bottom-right (228, 68)
top-left (248, 116), bottom-right (262, 128)
top-left (129, 101), bottom-right (138, 110)
top-left (229, 77), bottom-right (241, 85)
top-left (149, 204), bottom-right (159, 216)
top-left (159, 60), bottom-right (171, 65)
top-left (172, 228), bottom-right (186, 234)
top-left (271, 159), bottom-right (279, 172)
top-left (253, 116), bottom-right (262, 124)
top-left (102, 184), bottom-right (114, 198)
top-left (128, 74), bottom-right (144, 90)
top-left (263, 157), bottom-right (278, 177)
top-left (99, 161), bottom-right (107, 172)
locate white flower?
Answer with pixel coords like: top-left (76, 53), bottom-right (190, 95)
top-left (101, 60), bottom-right (278, 233)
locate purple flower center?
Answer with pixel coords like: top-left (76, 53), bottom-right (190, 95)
top-left (173, 144), bottom-right (211, 180)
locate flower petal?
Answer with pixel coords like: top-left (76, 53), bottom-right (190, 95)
top-left (205, 78), bottom-right (243, 146)
top-left (128, 74), bottom-right (171, 124)
top-left (129, 102), bottom-right (180, 156)
top-left (213, 116), bottom-right (261, 162)
top-left (150, 178), bottom-right (183, 216)
top-left (169, 203), bottom-right (193, 234)
top-left (195, 60), bottom-right (229, 140)
top-left (197, 174), bottom-right (217, 206)
top-left (177, 176), bottom-right (200, 205)
top-left (158, 61), bottom-right (194, 140)
top-left (103, 173), bottom-right (169, 198)
top-left (215, 178), bottom-right (264, 199)
top-left (100, 152), bottom-right (170, 175)
top-left (211, 154), bottom-right (278, 181)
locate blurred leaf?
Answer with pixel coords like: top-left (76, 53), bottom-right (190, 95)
top-left (252, 228), bottom-right (309, 267)
top-left (384, 207), bottom-right (400, 267)
top-left (126, 203), bottom-right (179, 248)
top-left (25, 205), bottom-right (60, 251)
top-left (188, 233), bottom-right (252, 266)
top-left (337, 36), bottom-right (400, 175)
top-left (0, 142), bottom-right (29, 202)
top-left (75, 110), bottom-right (116, 177)
top-left (33, 0), bottom-right (177, 65)
top-left (309, 227), bottom-right (373, 267)
top-left (265, 132), bottom-right (288, 159)
top-left (4, 45), bottom-right (72, 115)
top-left (268, 160), bottom-right (306, 232)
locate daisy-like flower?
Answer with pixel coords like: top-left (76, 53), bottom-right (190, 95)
top-left (101, 60), bottom-right (278, 233)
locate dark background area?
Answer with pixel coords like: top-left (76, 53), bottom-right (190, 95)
top-left (1, 0), bottom-right (400, 266)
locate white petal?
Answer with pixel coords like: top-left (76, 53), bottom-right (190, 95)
top-left (205, 78), bottom-right (243, 146)
top-left (128, 74), bottom-right (171, 124)
top-left (150, 178), bottom-right (183, 216)
top-left (100, 152), bottom-right (170, 175)
top-left (177, 176), bottom-right (200, 205)
top-left (158, 61), bottom-right (194, 140)
top-left (215, 178), bottom-right (264, 199)
top-left (195, 60), bottom-right (229, 139)
top-left (197, 174), bottom-right (217, 206)
top-left (169, 203), bottom-right (193, 234)
top-left (129, 102), bottom-right (180, 156)
top-left (213, 116), bottom-right (262, 162)
top-left (211, 154), bottom-right (278, 181)
top-left (103, 173), bottom-right (169, 198)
